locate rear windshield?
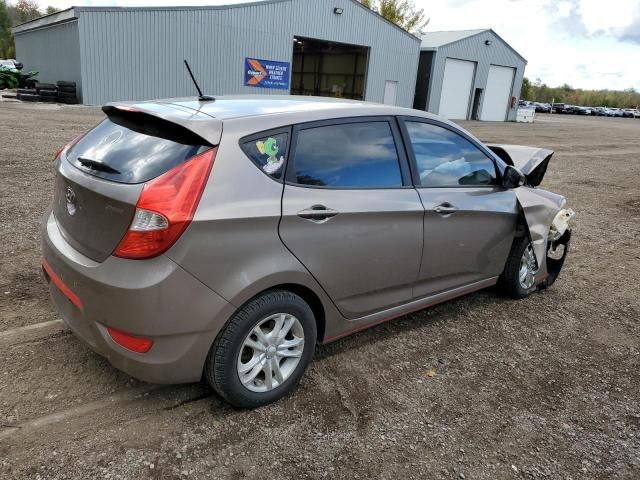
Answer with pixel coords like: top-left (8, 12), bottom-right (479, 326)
top-left (66, 112), bottom-right (211, 184)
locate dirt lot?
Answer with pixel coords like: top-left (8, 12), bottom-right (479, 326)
top-left (0, 101), bottom-right (638, 479)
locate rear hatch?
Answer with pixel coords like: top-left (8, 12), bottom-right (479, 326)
top-left (53, 104), bottom-right (218, 262)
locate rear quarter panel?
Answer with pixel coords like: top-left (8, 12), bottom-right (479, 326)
top-left (165, 115), bottom-right (344, 339)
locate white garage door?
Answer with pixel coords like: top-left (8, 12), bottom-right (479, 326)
top-left (481, 65), bottom-right (515, 121)
top-left (438, 58), bottom-right (475, 119)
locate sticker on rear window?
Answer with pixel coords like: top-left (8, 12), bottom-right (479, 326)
top-left (256, 137), bottom-right (284, 175)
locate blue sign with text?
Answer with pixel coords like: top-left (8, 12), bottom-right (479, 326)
top-left (244, 57), bottom-right (290, 89)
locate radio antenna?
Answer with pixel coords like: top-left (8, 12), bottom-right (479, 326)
top-left (183, 60), bottom-right (215, 102)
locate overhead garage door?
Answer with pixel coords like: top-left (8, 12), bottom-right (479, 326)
top-left (480, 65), bottom-right (515, 121)
top-left (438, 58), bottom-right (475, 120)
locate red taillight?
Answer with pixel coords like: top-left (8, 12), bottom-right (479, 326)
top-left (54, 131), bottom-right (86, 159)
top-left (107, 327), bottom-right (153, 353)
top-left (114, 147), bottom-right (216, 259)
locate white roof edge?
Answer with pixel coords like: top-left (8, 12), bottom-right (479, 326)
top-left (420, 29), bottom-right (488, 49)
top-left (13, 7), bottom-right (77, 34)
top-left (420, 28), bottom-right (527, 63)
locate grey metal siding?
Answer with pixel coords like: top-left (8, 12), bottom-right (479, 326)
top-left (76, 0), bottom-right (419, 106)
top-left (425, 30), bottom-right (526, 121)
top-left (14, 21), bottom-right (82, 99)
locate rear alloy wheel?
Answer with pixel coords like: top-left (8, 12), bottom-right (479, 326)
top-left (205, 290), bottom-right (316, 408)
top-left (237, 313), bottom-right (305, 393)
top-left (499, 236), bottom-right (539, 299)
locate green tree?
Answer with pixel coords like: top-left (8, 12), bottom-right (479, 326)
top-left (521, 77), bottom-right (640, 108)
top-left (361, 0), bottom-right (429, 35)
top-left (0, 1), bottom-right (12, 58)
top-left (45, 5), bottom-right (59, 15)
top-left (521, 77), bottom-right (531, 101)
top-left (13, 0), bottom-right (41, 24)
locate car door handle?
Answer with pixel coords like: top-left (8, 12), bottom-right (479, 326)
top-left (297, 205), bottom-right (339, 222)
top-left (433, 204), bottom-right (458, 215)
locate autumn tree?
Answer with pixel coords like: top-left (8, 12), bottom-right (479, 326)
top-left (361, 0), bottom-right (429, 35)
top-left (521, 77), bottom-right (640, 108)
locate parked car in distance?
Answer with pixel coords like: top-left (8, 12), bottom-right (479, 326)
top-left (518, 100), bottom-right (536, 109)
top-left (534, 102), bottom-right (551, 113)
top-left (551, 103), bottom-right (566, 113)
top-left (41, 96), bottom-right (574, 408)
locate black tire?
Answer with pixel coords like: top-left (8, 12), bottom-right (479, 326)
top-left (56, 80), bottom-right (76, 87)
top-left (499, 236), bottom-right (538, 299)
top-left (204, 290), bottom-right (317, 408)
top-left (18, 93), bottom-right (40, 102)
top-left (57, 91), bottom-right (76, 99)
top-left (58, 97), bottom-right (78, 104)
top-left (57, 85), bottom-right (76, 93)
top-left (17, 88), bottom-right (36, 95)
top-left (40, 96), bottom-right (57, 103)
top-left (39, 89), bottom-right (57, 97)
top-left (35, 82), bottom-right (56, 91)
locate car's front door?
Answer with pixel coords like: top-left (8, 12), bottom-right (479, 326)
top-left (279, 118), bottom-right (423, 319)
top-left (400, 118), bottom-right (519, 298)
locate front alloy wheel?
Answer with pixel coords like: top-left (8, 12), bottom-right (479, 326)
top-left (518, 243), bottom-right (539, 290)
top-left (499, 236), bottom-right (540, 299)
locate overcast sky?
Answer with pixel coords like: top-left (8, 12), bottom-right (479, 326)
top-left (35, 0), bottom-right (640, 91)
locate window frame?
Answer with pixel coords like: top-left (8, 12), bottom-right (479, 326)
top-left (285, 116), bottom-right (413, 190)
top-left (398, 116), bottom-right (504, 189)
top-left (238, 126), bottom-right (293, 183)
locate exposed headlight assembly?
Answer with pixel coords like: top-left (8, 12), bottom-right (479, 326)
top-left (549, 208), bottom-right (575, 242)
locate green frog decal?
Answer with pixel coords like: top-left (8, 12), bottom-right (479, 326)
top-left (256, 137), bottom-right (284, 175)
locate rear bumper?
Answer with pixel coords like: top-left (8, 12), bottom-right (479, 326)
top-left (41, 211), bottom-right (235, 384)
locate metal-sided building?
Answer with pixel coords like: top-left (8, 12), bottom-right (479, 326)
top-left (13, 0), bottom-right (420, 107)
top-left (413, 29), bottom-right (527, 121)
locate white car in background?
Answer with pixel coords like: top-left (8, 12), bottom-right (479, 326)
top-left (0, 59), bottom-right (24, 72)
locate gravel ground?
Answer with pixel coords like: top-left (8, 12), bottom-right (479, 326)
top-left (0, 101), bottom-right (638, 479)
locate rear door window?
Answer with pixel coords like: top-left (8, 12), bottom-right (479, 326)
top-left (240, 132), bottom-right (289, 180)
top-left (66, 113), bottom-right (211, 184)
top-left (290, 121), bottom-right (403, 188)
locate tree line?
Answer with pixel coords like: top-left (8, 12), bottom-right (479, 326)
top-left (1, 0), bottom-right (59, 59)
top-left (521, 77), bottom-right (640, 109)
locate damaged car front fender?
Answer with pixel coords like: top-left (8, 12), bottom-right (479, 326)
top-left (515, 186), bottom-right (575, 288)
top-left (490, 144), bottom-right (575, 288)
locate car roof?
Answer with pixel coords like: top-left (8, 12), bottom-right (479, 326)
top-left (103, 95), bottom-right (452, 145)
top-left (105, 95), bottom-right (451, 145)
top-left (162, 95), bottom-right (431, 120)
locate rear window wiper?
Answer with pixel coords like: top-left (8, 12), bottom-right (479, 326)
top-left (77, 156), bottom-right (121, 175)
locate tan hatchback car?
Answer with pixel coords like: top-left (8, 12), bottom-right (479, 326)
top-left (42, 96), bottom-right (574, 408)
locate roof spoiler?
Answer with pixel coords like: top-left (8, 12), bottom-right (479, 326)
top-left (102, 102), bottom-right (222, 146)
top-left (488, 144), bottom-right (554, 187)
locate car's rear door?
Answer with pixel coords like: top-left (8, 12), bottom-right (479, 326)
top-left (279, 117), bottom-right (423, 319)
top-left (399, 117), bottom-right (518, 298)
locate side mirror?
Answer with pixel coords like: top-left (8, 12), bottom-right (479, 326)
top-left (502, 165), bottom-right (526, 189)
top-left (14, 62), bottom-right (23, 70)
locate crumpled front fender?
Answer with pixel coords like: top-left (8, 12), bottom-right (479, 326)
top-left (515, 187), bottom-right (569, 279)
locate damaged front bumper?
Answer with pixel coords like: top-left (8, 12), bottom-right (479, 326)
top-left (515, 189), bottom-right (575, 288)
top-left (543, 208), bottom-right (575, 287)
